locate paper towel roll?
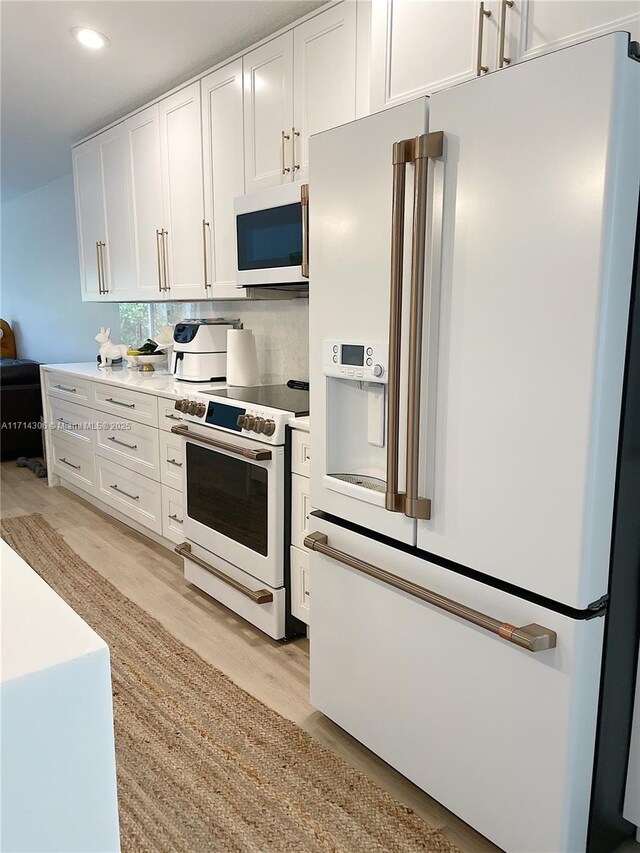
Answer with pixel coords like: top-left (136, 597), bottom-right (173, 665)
top-left (226, 329), bottom-right (259, 387)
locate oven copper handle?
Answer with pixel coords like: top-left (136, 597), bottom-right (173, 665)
top-left (176, 542), bottom-right (274, 604)
top-left (304, 532), bottom-right (557, 653)
top-left (171, 424), bottom-right (272, 460)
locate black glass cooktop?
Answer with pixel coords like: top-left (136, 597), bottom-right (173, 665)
top-left (203, 384), bottom-right (309, 416)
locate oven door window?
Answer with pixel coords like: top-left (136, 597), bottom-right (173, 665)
top-left (187, 443), bottom-right (268, 556)
top-left (237, 203), bottom-right (302, 271)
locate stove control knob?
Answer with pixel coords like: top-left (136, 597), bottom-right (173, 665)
top-left (244, 415), bottom-right (256, 430)
top-left (187, 401), bottom-right (199, 416)
top-left (195, 403), bottom-right (206, 418)
top-left (236, 414), bottom-right (246, 429)
top-left (254, 418), bottom-right (265, 434)
top-left (180, 399), bottom-right (190, 413)
top-left (174, 400), bottom-right (183, 411)
top-left (263, 420), bottom-right (276, 437)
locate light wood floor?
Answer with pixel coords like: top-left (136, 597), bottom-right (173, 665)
top-left (3, 461), bottom-right (634, 853)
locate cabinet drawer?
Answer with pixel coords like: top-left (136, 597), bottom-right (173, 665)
top-left (291, 429), bottom-right (311, 478)
top-left (291, 472), bottom-right (312, 549)
top-left (92, 383), bottom-right (158, 427)
top-left (158, 398), bottom-right (184, 431)
top-left (95, 413), bottom-right (160, 480)
top-left (49, 398), bottom-right (95, 450)
top-left (95, 457), bottom-right (162, 533)
top-left (51, 433), bottom-right (96, 496)
top-left (290, 545), bottom-right (310, 625)
top-left (159, 430), bottom-right (183, 490)
top-left (46, 371), bottom-right (91, 404)
top-left (161, 485), bottom-right (185, 544)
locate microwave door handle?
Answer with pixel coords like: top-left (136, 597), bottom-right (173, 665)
top-left (301, 184), bottom-right (309, 278)
top-left (171, 424), bottom-right (272, 461)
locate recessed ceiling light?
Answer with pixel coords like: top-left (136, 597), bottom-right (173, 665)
top-left (70, 27), bottom-right (111, 50)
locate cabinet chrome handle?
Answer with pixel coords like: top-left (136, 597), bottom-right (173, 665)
top-left (99, 241), bottom-right (108, 293)
top-left (167, 457), bottom-right (182, 467)
top-left (202, 219), bottom-right (211, 289)
top-left (476, 1), bottom-right (492, 75)
top-left (57, 417), bottom-right (78, 430)
top-left (156, 229), bottom-right (164, 292)
top-left (165, 413), bottom-right (182, 421)
top-left (161, 229), bottom-right (170, 291)
top-left (281, 130), bottom-right (291, 175)
top-left (301, 183), bottom-right (309, 278)
top-left (168, 513), bottom-right (183, 523)
top-left (176, 542), bottom-right (273, 604)
top-left (96, 241), bottom-right (107, 293)
top-left (498, 0), bottom-right (514, 68)
top-left (304, 532), bottom-right (557, 653)
top-left (292, 127), bottom-right (301, 172)
top-left (105, 397), bottom-right (135, 408)
top-left (107, 436), bottom-right (138, 450)
top-left (54, 384), bottom-right (77, 393)
top-left (60, 457), bottom-right (81, 470)
top-left (110, 484), bottom-right (139, 501)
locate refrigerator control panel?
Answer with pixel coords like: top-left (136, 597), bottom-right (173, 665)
top-left (322, 340), bottom-right (388, 383)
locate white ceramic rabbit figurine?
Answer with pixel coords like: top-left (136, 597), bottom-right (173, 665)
top-left (95, 327), bottom-right (128, 368)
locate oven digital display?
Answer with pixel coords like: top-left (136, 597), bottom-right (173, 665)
top-left (205, 402), bottom-right (245, 432)
top-left (341, 344), bottom-right (365, 366)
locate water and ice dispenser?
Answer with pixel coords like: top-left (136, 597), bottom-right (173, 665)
top-left (323, 340), bottom-right (390, 498)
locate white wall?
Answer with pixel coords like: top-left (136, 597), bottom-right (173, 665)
top-left (1, 174), bottom-right (120, 364)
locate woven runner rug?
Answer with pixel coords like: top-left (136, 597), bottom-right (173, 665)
top-left (2, 513), bottom-right (459, 853)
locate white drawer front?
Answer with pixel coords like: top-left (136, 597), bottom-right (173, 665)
top-left (96, 457), bottom-right (162, 533)
top-left (162, 486), bottom-right (185, 544)
top-left (291, 472), bottom-right (312, 549)
top-left (95, 413), bottom-right (160, 480)
top-left (92, 383), bottom-right (158, 427)
top-left (158, 399), bottom-right (184, 432)
top-left (291, 429), bottom-right (311, 478)
top-left (49, 398), bottom-right (95, 450)
top-left (51, 433), bottom-right (96, 496)
top-left (159, 430), bottom-right (184, 490)
top-left (46, 371), bottom-right (91, 404)
top-left (290, 545), bottom-right (311, 625)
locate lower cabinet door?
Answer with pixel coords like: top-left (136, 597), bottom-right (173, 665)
top-left (290, 545), bottom-right (310, 625)
top-left (96, 457), bottom-right (161, 534)
top-left (309, 516), bottom-right (605, 853)
top-left (159, 430), bottom-right (184, 490)
top-left (161, 485), bottom-right (185, 544)
top-left (51, 433), bottom-right (96, 496)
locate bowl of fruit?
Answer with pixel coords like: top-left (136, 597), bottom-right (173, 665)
top-left (128, 340), bottom-right (168, 372)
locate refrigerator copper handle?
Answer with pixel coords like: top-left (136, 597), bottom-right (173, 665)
top-left (202, 219), bottom-right (211, 289)
top-left (404, 131), bottom-right (443, 521)
top-left (176, 542), bottom-right (273, 604)
top-left (476, 1), bottom-right (492, 76)
top-left (304, 532), bottom-right (557, 653)
top-left (156, 229), bottom-right (164, 292)
top-left (171, 424), bottom-right (272, 461)
top-left (301, 183), bottom-right (309, 278)
top-left (498, 0), bottom-right (514, 68)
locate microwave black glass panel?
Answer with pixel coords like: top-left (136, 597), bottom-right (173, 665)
top-left (237, 203), bottom-right (302, 270)
top-left (186, 443), bottom-right (268, 555)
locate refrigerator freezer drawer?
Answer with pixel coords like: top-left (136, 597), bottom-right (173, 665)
top-left (309, 516), bottom-right (605, 853)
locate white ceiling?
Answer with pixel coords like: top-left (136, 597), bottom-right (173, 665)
top-left (0, 0), bottom-right (325, 201)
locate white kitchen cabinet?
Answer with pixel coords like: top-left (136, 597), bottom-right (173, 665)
top-left (293, 1), bottom-right (358, 179)
top-left (201, 60), bottom-right (247, 297)
top-left (73, 124), bottom-right (136, 301)
top-left (126, 104), bottom-right (166, 300)
top-left (158, 82), bottom-right (207, 300)
top-left (505, 1), bottom-right (640, 67)
top-left (370, 0), bottom-right (487, 111)
top-left (243, 33), bottom-right (295, 192)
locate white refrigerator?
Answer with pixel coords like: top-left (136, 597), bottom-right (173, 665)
top-left (307, 32), bottom-right (640, 853)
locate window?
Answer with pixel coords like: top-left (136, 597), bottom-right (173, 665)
top-left (118, 302), bottom-right (198, 347)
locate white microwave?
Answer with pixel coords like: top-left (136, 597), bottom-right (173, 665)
top-left (234, 181), bottom-right (309, 289)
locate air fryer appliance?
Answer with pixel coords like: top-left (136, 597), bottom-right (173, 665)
top-left (171, 319), bottom-right (240, 383)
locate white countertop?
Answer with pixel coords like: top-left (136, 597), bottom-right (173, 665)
top-left (1, 540), bottom-right (107, 683)
top-left (41, 362), bottom-right (227, 401)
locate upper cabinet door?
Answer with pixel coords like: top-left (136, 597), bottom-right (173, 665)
top-left (73, 139), bottom-right (106, 301)
top-left (370, 0), bottom-right (490, 111)
top-left (243, 33), bottom-right (294, 192)
top-left (158, 82), bottom-right (207, 301)
top-left (293, 2), bottom-right (358, 179)
top-left (507, 0), bottom-right (640, 66)
top-left (126, 105), bottom-right (165, 300)
top-left (201, 60), bottom-right (246, 296)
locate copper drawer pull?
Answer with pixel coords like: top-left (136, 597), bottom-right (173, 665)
top-left (176, 542), bottom-right (273, 604)
top-left (171, 424), bottom-right (272, 461)
top-left (304, 532), bottom-right (557, 653)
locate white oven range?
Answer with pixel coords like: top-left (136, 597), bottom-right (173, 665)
top-left (171, 384), bottom-right (309, 639)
